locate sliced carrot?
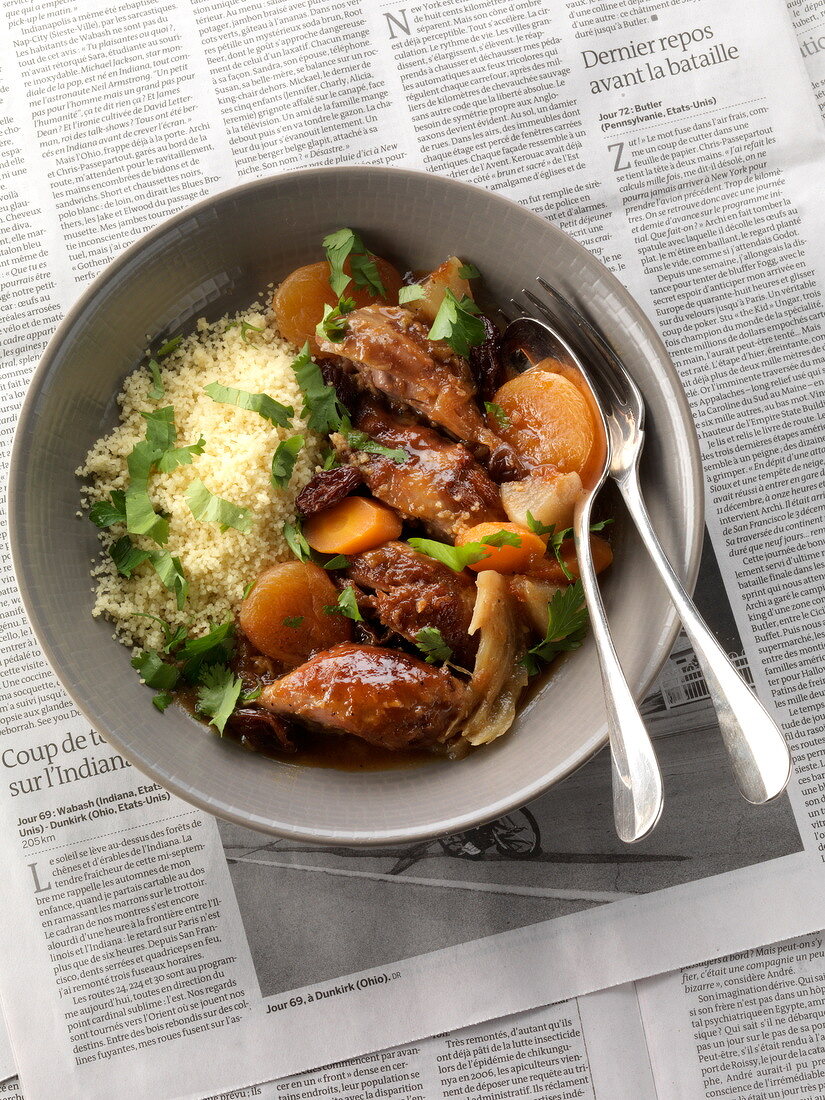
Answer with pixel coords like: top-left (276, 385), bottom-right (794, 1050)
top-left (457, 521), bottom-right (547, 574)
top-left (303, 497), bottom-right (402, 555)
top-left (492, 367), bottom-right (606, 490)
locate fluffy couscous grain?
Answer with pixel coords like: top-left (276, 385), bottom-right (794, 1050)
top-left (78, 302), bottom-right (321, 652)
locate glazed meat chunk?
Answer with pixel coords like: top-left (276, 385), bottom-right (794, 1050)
top-left (348, 541), bottom-right (479, 666)
top-left (259, 644), bottom-right (467, 749)
top-left (317, 304), bottom-right (502, 451)
top-left (347, 402), bottom-right (506, 539)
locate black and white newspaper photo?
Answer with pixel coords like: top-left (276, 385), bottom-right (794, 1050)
top-left (2, 0), bottom-right (825, 1096)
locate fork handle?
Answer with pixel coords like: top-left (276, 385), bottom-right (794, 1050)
top-left (574, 495), bottom-right (664, 842)
top-left (618, 468), bottom-right (791, 804)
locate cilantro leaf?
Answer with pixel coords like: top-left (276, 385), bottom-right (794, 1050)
top-left (485, 401), bottom-right (510, 430)
top-left (147, 359), bottom-right (164, 400)
top-left (132, 612), bottom-right (189, 652)
top-left (241, 685), bottom-right (261, 704)
top-left (428, 288), bottom-right (487, 357)
top-left (242, 580), bottom-right (255, 599)
top-left (153, 692), bottom-right (173, 712)
top-left (322, 228), bottom-right (386, 298)
top-left (178, 623), bottom-right (235, 685)
top-left (271, 434), bottom-right (304, 488)
top-left (398, 284), bottom-right (424, 304)
top-left (124, 487), bottom-right (169, 545)
top-left (316, 297), bottom-right (356, 344)
top-left (525, 511), bottom-right (556, 537)
top-left (324, 586), bottom-right (362, 621)
top-left (323, 228), bottom-right (358, 297)
top-left (551, 518), bottom-right (613, 580)
top-left (156, 436), bottom-right (206, 473)
top-left (204, 381), bottom-right (293, 428)
top-left (185, 479), bottom-right (251, 534)
top-left (480, 530), bottom-right (522, 548)
top-left (90, 490), bottom-right (127, 528)
top-left (131, 650), bottom-right (180, 692)
top-left (322, 447), bottom-right (342, 470)
top-left (227, 319), bottom-right (264, 343)
top-left (414, 627), bottom-right (452, 665)
top-left (345, 430), bottom-right (407, 465)
top-left (282, 616), bottom-right (304, 628)
top-left (283, 519), bottom-right (312, 563)
top-left (195, 664), bottom-right (242, 735)
top-left (141, 406), bottom-right (176, 451)
top-left (109, 535), bottom-right (151, 577)
top-left (320, 554), bottom-right (349, 570)
top-left (148, 549), bottom-right (188, 610)
top-left (290, 343), bottom-right (349, 433)
top-left (458, 263), bottom-right (481, 279)
top-left (520, 581), bottom-right (588, 675)
top-left (407, 537), bottom-right (490, 572)
top-left (156, 335), bottom-right (183, 357)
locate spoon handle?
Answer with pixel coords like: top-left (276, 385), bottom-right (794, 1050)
top-left (574, 495), bottom-right (664, 842)
top-left (618, 467), bottom-right (791, 804)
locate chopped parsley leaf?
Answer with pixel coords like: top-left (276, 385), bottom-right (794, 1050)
top-left (320, 554), bottom-right (349, 570)
top-left (428, 288), bottom-right (486, 357)
top-left (485, 401), bottom-right (510, 430)
top-left (520, 581), bottom-right (588, 676)
top-left (414, 626), bottom-right (452, 665)
top-left (283, 519), bottom-right (312, 563)
top-left (179, 622), bottom-right (235, 681)
top-left (152, 692), bottom-right (173, 712)
top-left (322, 228), bottom-right (386, 298)
top-left (407, 537), bottom-right (490, 572)
top-left (148, 549), bottom-right (188, 610)
top-left (551, 518), bottom-right (613, 580)
top-left (324, 586), bottom-right (362, 621)
top-left (147, 359), bottom-right (164, 400)
top-left (109, 535), bottom-right (151, 577)
top-left (241, 685), bottom-right (262, 704)
top-left (185, 479), bottom-right (251, 534)
top-left (156, 335), bottom-right (183, 357)
top-left (203, 381), bottom-right (293, 428)
top-left (156, 436), bottom-right (206, 474)
top-left (89, 490), bottom-right (127, 528)
top-left (195, 664), bottom-right (243, 735)
top-left (398, 284), bottom-right (424, 304)
top-left (242, 580), bottom-right (255, 599)
top-left (271, 434), bottom-right (304, 488)
top-left (480, 530), bottom-right (521, 548)
top-left (316, 296), bottom-right (356, 344)
top-left (227, 320), bottom-right (264, 343)
top-left (141, 406), bottom-right (176, 451)
top-left (131, 650), bottom-right (180, 692)
top-left (525, 511), bottom-right (556, 537)
top-left (458, 263), bottom-right (481, 279)
top-left (290, 342), bottom-right (349, 433)
top-left (345, 430), bottom-right (407, 465)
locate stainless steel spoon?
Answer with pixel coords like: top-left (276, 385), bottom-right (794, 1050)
top-left (517, 279), bottom-right (791, 805)
top-left (501, 317), bottom-right (664, 843)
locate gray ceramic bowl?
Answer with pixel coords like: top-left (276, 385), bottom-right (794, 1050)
top-left (9, 167), bottom-right (703, 843)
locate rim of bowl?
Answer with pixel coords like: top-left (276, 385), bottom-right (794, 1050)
top-left (8, 165), bottom-right (704, 843)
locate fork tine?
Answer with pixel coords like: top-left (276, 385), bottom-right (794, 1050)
top-left (535, 276), bottom-right (624, 373)
top-left (521, 288), bottom-right (558, 325)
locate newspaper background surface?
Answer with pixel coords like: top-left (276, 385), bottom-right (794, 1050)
top-left (3, 0), bottom-right (825, 1096)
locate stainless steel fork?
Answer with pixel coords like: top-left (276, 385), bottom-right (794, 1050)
top-left (519, 278), bottom-right (791, 805)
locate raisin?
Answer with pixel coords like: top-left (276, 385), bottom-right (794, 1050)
top-left (296, 465), bottom-right (365, 517)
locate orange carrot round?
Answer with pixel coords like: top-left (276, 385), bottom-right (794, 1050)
top-left (303, 497), bottom-right (402, 555)
top-left (457, 521), bottom-right (547, 574)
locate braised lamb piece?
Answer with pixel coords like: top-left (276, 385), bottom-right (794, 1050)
top-left (316, 304), bottom-right (503, 452)
top-left (260, 643), bottom-right (468, 749)
top-left (346, 401), bottom-right (506, 540)
top-left (348, 541), bottom-right (479, 667)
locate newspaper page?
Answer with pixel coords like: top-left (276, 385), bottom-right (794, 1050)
top-left (3, 0), bottom-right (825, 1095)
top-left (789, 0), bottom-right (825, 116)
top-left (0, 983), bottom-right (660, 1100)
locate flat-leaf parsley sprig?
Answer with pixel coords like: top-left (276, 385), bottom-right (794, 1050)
top-left (520, 582), bottom-right (589, 676)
